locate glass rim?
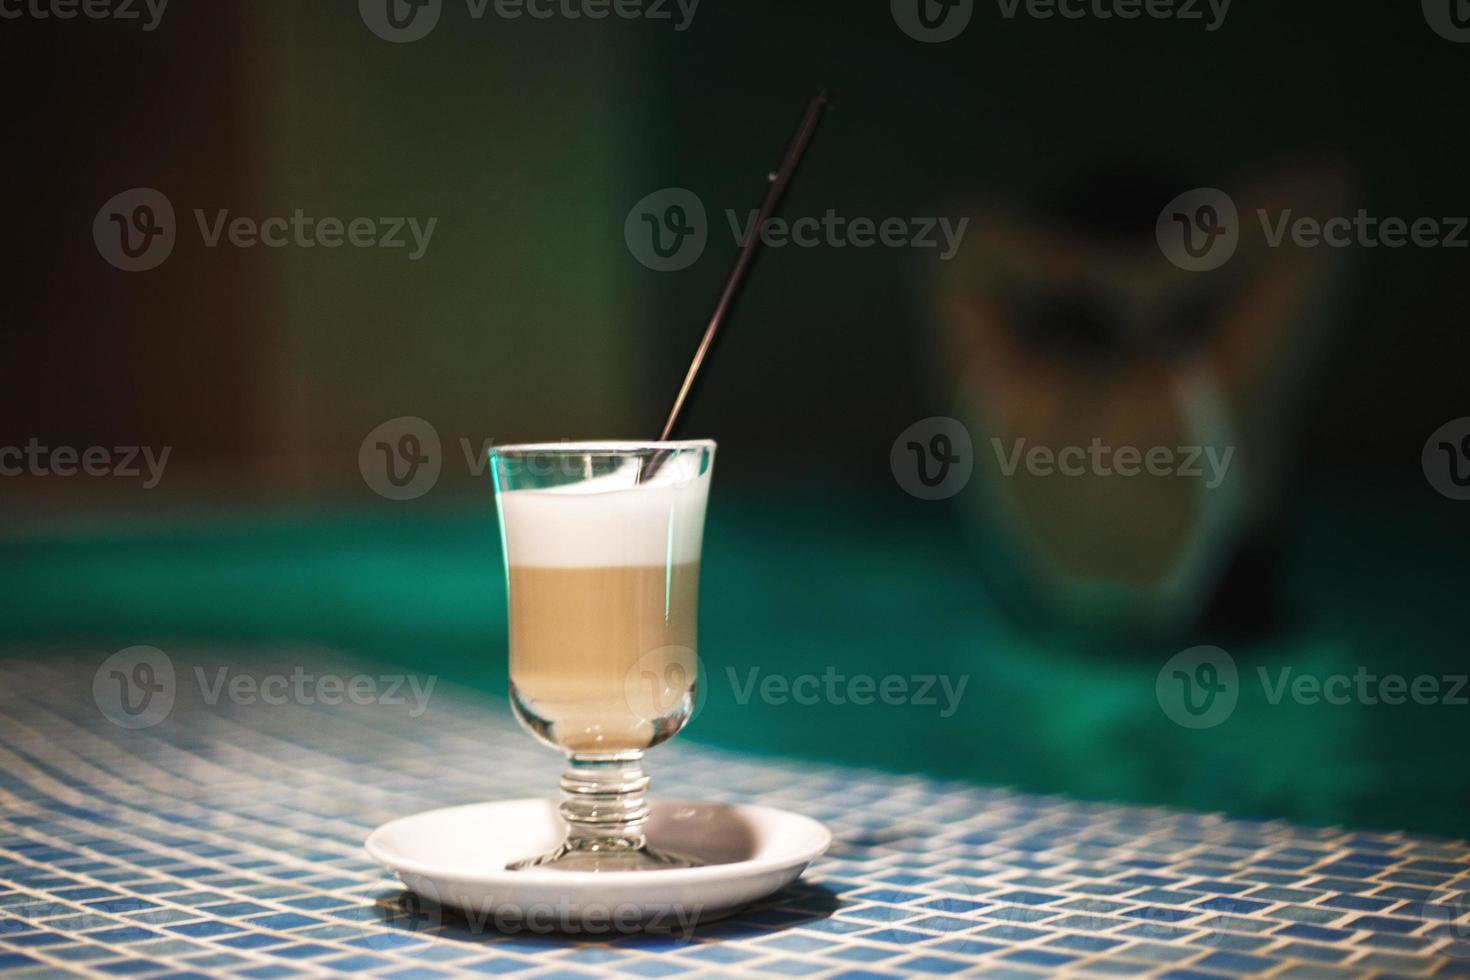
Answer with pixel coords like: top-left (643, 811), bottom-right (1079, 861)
top-left (490, 439), bottom-right (715, 458)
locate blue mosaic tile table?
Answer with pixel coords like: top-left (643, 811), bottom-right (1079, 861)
top-left (2, 652), bottom-right (1469, 978)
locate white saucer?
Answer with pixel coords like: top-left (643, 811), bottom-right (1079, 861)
top-left (365, 799), bottom-right (831, 933)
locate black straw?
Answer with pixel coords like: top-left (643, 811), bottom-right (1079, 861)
top-left (657, 90), bottom-right (832, 443)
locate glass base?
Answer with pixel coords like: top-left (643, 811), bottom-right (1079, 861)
top-left (508, 841), bottom-right (698, 873)
top-left (505, 753), bottom-right (699, 873)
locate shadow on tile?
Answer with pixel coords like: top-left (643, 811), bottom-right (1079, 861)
top-left (364, 878), bottom-right (841, 951)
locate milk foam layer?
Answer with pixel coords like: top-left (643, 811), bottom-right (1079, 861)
top-left (498, 458), bottom-right (711, 568)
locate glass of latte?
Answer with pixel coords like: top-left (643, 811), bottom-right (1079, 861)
top-left (490, 440), bottom-right (715, 872)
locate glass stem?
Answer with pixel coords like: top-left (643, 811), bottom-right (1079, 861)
top-left (559, 752), bottom-right (651, 852)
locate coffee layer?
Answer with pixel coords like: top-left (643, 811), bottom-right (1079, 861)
top-left (508, 562), bottom-right (700, 753)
